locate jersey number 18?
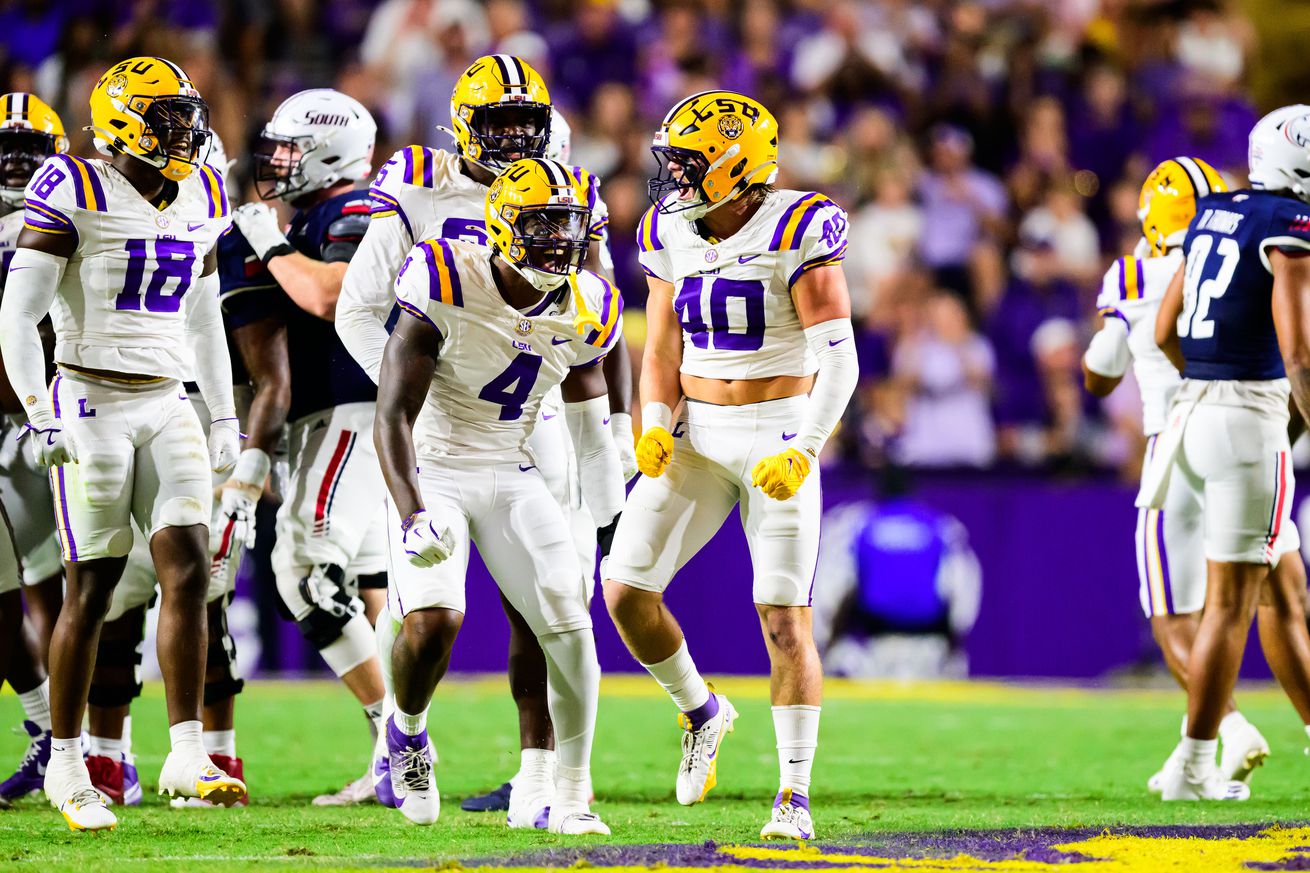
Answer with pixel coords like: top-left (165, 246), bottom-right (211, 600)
top-left (115, 238), bottom-right (197, 314)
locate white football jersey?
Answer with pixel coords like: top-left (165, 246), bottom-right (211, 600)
top-left (393, 238), bottom-right (622, 463)
top-left (637, 188), bottom-right (848, 380)
top-left (22, 154), bottom-right (230, 380)
top-left (1095, 250), bottom-right (1184, 436)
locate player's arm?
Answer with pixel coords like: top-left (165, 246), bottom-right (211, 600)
top-left (337, 208), bottom-right (414, 383)
top-left (231, 202), bottom-right (348, 321)
top-left (635, 275), bottom-right (684, 478)
top-left (0, 227), bottom-right (73, 465)
top-left (1082, 309), bottom-right (1129, 396)
top-left (187, 249), bottom-right (239, 474)
top-left (1270, 248), bottom-right (1310, 424)
top-left (1155, 262), bottom-right (1186, 373)
top-left (563, 357), bottom-right (626, 554)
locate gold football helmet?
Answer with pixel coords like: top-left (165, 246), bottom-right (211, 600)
top-left (88, 57), bottom-right (211, 181)
top-left (449, 55), bottom-right (551, 173)
top-left (0, 93), bottom-right (68, 207)
top-left (1139, 156), bottom-right (1227, 256)
top-left (648, 90), bottom-right (779, 219)
top-left (485, 158), bottom-right (593, 293)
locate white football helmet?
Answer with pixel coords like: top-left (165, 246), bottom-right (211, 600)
top-left (1249, 104), bottom-right (1310, 203)
top-left (254, 88), bottom-right (376, 201)
top-left (546, 108), bottom-right (571, 163)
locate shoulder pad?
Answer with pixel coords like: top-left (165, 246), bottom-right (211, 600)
top-left (416, 238), bottom-right (465, 307)
top-left (770, 191), bottom-right (841, 251)
top-left (196, 164), bottom-right (230, 219)
top-left (636, 205), bottom-right (663, 253)
top-left (1114, 256), bottom-right (1144, 301)
top-left (577, 271), bottom-right (623, 348)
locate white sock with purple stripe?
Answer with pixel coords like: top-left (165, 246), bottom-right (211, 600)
top-left (642, 640), bottom-right (713, 723)
top-left (774, 705), bottom-right (820, 801)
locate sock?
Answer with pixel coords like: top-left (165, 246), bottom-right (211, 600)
top-left (203, 729), bottom-right (236, 758)
top-left (773, 705), bottom-right (820, 798)
top-left (49, 736), bottom-right (86, 778)
top-left (1219, 710), bottom-right (1250, 741)
top-left (169, 720), bottom-right (205, 756)
top-left (538, 628), bottom-right (600, 807)
top-left (89, 735), bottom-right (124, 760)
top-left (395, 705), bottom-right (427, 737)
top-left (1180, 737), bottom-right (1218, 774)
top-left (642, 640), bottom-right (711, 717)
top-left (18, 679), bottom-right (50, 731)
top-left (364, 698), bottom-right (385, 744)
top-left (122, 715), bottom-right (134, 761)
top-left (517, 747), bottom-right (554, 786)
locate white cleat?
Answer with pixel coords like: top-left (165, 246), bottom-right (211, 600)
top-left (548, 803), bottom-right (611, 835)
top-left (1161, 763), bottom-right (1250, 801)
top-left (313, 772), bottom-right (377, 806)
top-left (157, 752), bottom-right (246, 808)
top-left (760, 788), bottom-right (815, 841)
top-left (675, 692), bottom-right (737, 806)
top-left (1220, 722), bottom-right (1269, 784)
top-left (506, 778), bottom-right (552, 829)
top-left (387, 721), bottom-right (439, 826)
top-left (1148, 744), bottom-right (1183, 794)
top-left (53, 786), bottom-right (118, 832)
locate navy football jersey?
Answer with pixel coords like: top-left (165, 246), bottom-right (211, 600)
top-left (220, 189), bottom-right (376, 419)
top-left (1179, 189), bottom-right (1310, 381)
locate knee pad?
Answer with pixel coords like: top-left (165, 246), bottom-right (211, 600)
top-left (356, 571), bottom-right (387, 590)
top-left (88, 628), bottom-right (145, 708)
top-left (288, 564), bottom-right (360, 649)
top-left (204, 599), bottom-right (244, 705)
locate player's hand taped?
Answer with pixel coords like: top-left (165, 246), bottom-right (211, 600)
top-left (232, 202), bottom-right (292, 262)
top-left (609, 412), bottom-right (638, 482)
top-left (751, 447), bottom-right (813, 501)
top-left (21, 420), bottom-right (77, 468)
top-left (635, 426), bottom-right (674, 478)
top-left (209, 418), bottom-right (241, 475)
top-left (401, 509), bottom-right (456, 568)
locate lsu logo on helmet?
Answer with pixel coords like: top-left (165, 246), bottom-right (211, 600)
top-left (485, 158), bottom-right (593, 294)
top-left (1138, 156), bottom-right (1226, 256)
top-left (648, 90), bottom-right (778, 220)
top-left (88, 56), bottom-right (212, 182)
top-left (449, 55), bottom-right (551, 173)
top-left (0, 92), bottom-right (69, 207)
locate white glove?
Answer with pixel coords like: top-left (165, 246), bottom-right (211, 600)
top-left (609, 412), bottom-right (638, 482)
top-left (209, 418), bottom-right (241, 475)
top-left (22, 419), bottom-right (77, 468)
top-left (217, 448), bottom-right (269, 551)
top-left (232, 202), bottom-right (290, 262)
top-left (400, 509), bottom-right (456, 568)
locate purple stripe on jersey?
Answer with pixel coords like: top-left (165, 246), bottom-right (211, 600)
top-left (55, 465), bottom-right (75, 561)
top-left (201, 169), bottom-right (218, 218)
top-left (422, 155), bottom-right (433, 188)
top-left (24, 200), bottom-right (73, 230)
top-left (787, 240), bottom-right (848, 287)
top-left (436, 239), bottom-right (463, 306)
top-left (1117, 260), bottom-right (1129, 299)
top-left (1134, 257), bottom-right (1145, 298)
top-left (769, 194), bottom-right (813, 250)
top-left (525, 290), bottom-right (556, 317)
top-left (51, 155), bottom-right (86, 209)
top-left (369, 187), bottom-right (413, 242)
top-left (402, 148), bottom-right (415, 184)
top-left (84, 160), bottom-right (107, 211)
top-left (211, 165), bottom-right (228, 215)
top-left (787, 199), bottom-right (826, 250)
top-left (421, 239), bottom-right (441, 300)
top-left (1156, 509), bottom-right (1174, 614)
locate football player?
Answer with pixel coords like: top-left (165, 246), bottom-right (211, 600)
top-left (603, 91), bottom-right (857, 840)
top-left (226, 89), bottom-right (389, 805)
top-left (337, 55), bottom-right (632, 823)
top-left (1150, 105), bottom-right (1310, 800)
top-left (0, 57), bottom-right (245, 830)
top-left (374, 158), bottom-right (624, 833)
top-left (0, 92), bottom-right (66, 804)
top-left (1083, 158), bottom-right (1272, 790)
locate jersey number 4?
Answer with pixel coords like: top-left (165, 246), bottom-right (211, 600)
top-left (675, 277), bottom-right (766, 351)
top-left (1179, 233), bottom-right (1240, 340)
top-left (116, 239), bottom-right (197, 313)
top-left (479, 352), bottom-right (543, 420)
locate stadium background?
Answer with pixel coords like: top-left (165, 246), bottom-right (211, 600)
top-left (3, 0), bottom-right (1308, 681)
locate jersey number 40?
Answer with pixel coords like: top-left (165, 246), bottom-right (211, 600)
top-left (675, 277), bottom-right (765, 351)
top-left (115, 238), bottom-right (197, 314)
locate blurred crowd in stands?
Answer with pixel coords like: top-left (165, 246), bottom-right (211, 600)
top-left (0, 0), bottom-right (1280, 477)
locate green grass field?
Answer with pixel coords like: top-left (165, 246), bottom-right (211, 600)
top-left (0, 676), bottom-right (1308, 871)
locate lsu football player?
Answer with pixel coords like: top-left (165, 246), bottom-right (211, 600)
top-left (373, 158), bottom-right (624, 833)
top-left (0, 57), bottom-right (245, 830)
top-left (0, 92), bottom-right (66, 804)
top-left (221, 89), bottom-right (390, 806)
top-left (1083, 158), bottom-right (1276, 792)
top-left (1149, 105), bottom-right (1310, 800)
top-left (603, 91), bottom-right (858, 840)
top-left (338, 55), bottom-right (632, 823)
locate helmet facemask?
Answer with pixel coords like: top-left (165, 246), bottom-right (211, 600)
top-left (501, 203), bottom-right (591, 292)
top-left (140, 95), bottom-right (211, 180)
top-left (0, 129), bottom-right (60, 207)
top-left (253, 132), bottom-right (315, 201)
top-left (648, 143), bottom-right (748, 220)
top-left (466, 103), bottom-right (551, 172)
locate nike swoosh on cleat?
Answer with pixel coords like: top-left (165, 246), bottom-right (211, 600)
top-left (738, 254), bottom-right (762, 264)
top-left (8, 267), bottom-right (28, 273)
top-left (602, 417), bottom-right (610, 425)
top-left (542, 413), bottom-right (556, 421)
top-left (187, 222), bottom-right (205, 232)
top-left (198, 772), bottom-right (222, 782)
top-left (519, 464), bottom-right (536, 472)
top-left (552, 336), bottom-right (571, 345)
top-left (782, 432), bottom-right (797, 441)
top-left (828, 338), bottom-right (848, 347)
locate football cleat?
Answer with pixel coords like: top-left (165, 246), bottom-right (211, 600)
top-left (760, 788), bottom-right (815, 840)
top-left (387, 718), bottom-right (439, 825)
top-left (506, 776), bottom-right (552, 829)
top-left (313, 772), bottom-right (377, 806)
top-left (157, 752), bottom-right (246, 807)
top-left (1147, 744), bottom-right (1183, 794)
top-left (548, 803), bottom-right (610, 835)
top-left (461, 781), bottom-right (512, 812)
top-left (121, 756), bottom-right (141, 806)
top-left (86, 755), bottom-right (124, 806)
top-left (55, 785), bottom-right (117, 832)
top-left (169, 755), bottom-right (246, 808)
top-left (371, 728), bottom-right (397, 808)
top-left (675, 692), bottom-right (737, 805)
top-left (0, 721), bottom-right (51, 800)
top-left (1220, 722), bottom-right (1269, 784)
top-left (1161, 763), bottom-right (1250, 801)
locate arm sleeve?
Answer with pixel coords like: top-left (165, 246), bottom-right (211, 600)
top-left (338, 206), bottom-right (417, 383)
top-left (797, 318), bottom-right (858, 457)
top-left (0, 248), bottom-right (63, 426)
top-left (186, 271), bottom-right (236, 422)
top-left (635, 205), bottom-right (673, 282)
top-left (1084, 319), bottom-right (1131, 377)
top-left (565, 395), bottom-right (625, 527)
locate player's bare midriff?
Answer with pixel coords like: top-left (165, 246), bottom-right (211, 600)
top-left (57, 362), bottom-right (165, 384)
top-left (681, 372), bottom-right (814, 406)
